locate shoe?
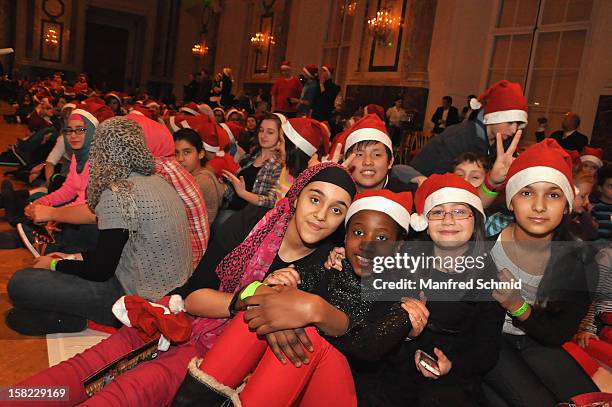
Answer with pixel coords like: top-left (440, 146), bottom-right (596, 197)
top-left (0, 231), bottom-right (21, 249)
top-left (172, 358), bottom-right (240, 407)
top-left (17, 222), bottom-right (60, 257)
top-left (0, 149), bottom-right (20, 166)
top-left (5, 308), bottom-right (87, 336)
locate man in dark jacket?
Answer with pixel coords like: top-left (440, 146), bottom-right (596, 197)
top-left (549, 111), bottom-right (588, 152)
top-left (431, 96), bottom-right (460, 134)
top-left (311, 65), bottom-right (340, 122)
top-left (411, 80), bottom-right (528, 192)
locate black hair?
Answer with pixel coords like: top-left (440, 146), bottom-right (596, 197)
top-left (467, 94), bottom-right (477, 100)
top-left (452, 152), bottom-right (491, 171)
top-left (346, 140), bottom-right (393, 161)
top-left (597, 165), bottom-right (612, 186)
top-left (173, 128), bottom-right (203, 153)
top-left (443, 96), bottom-right (453, 104)
top-left (284, 137), bottom-right (312, 179)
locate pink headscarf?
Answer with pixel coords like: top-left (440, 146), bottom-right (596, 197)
top-left (190, 162), bottom-right (355, 352)
top-left (127, 112), bottom-right (174, 159)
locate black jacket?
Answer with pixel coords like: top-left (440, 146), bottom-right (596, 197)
top-left (432, 106), bottom-right (460, 133)
top-left (550, 130), bottom-right (589, 152)
top-left (312, 79), bottom-right (340, 122)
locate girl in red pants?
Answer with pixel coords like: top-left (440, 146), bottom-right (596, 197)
top-left (172, 189), bottom-right (429, 406)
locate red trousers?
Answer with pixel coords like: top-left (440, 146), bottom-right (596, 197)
top-left (8, 326), bottom-right (198, 407)
top-left (200, 313), bottom-right (357, 407)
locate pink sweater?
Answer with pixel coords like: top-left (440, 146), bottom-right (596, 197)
top-left (38, 158), bottom-right (89, 207)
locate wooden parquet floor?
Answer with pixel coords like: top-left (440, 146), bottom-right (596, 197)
top-left (0, 102), bottom-right (49, 386)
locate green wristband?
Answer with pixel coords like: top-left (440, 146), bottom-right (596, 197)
top-left (239, 281), bottom-right (263, 300)
top-left (480, 183), bottom-right (499, 197)
top-left (50, 258), bottom-right (59, 271)
top-left (510, 301), bottom-right (529, 317)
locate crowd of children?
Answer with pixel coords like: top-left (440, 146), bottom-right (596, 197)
top-left (0, 65), bottom-right (609, 407)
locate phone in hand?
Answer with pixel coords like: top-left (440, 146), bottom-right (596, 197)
top-left (419, 350), bottom-right (441, 376)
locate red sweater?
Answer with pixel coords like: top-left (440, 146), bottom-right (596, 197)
top-left (271, 77), bottom-right (302, 113)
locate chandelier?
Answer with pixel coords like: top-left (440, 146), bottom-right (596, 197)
top-left (191, 42), bottom-right (209, 58)
top-left (250, 32), bottom-right (275, 53)
top-left (367, 8), bottom-right (400, 44)
top-left (44, 28), bottom-right (59, 47)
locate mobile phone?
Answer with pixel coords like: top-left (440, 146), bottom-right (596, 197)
top-left (419, 350), bottom-right (441, 376)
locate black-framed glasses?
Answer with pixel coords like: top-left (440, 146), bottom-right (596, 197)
top-left (65, 127), bottom-right (87, 135)
top-left (426, 208), bottom-right (473, 221)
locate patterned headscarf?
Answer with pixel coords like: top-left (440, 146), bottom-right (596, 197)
top-left (87, 117), bottom-right (155, 230)
top-left (191, 162), bottom-right (355, 352)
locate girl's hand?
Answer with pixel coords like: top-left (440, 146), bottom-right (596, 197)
top-left (222, 170), bottom-right (247, 198)
top-left (492, 268), bottom-right (524, 311)
top-left (401, 291), bottom-right (429, 337)
top-left (263, 265), bottom-right (301, 287)
top-left (243, 286), bottom-right (318, 334)
top-left (573, 331), bottom-right (598, 348)
top-left (324, 247), bottom-right (345, 271)
top-left (414, 348), bottom-right (452, 378)
top-left (32, 255), bottom-right (54, 269)
top-left (26, 204), bottom-right (56, 224)
top-left (266, 328), bottom-right (314, 367)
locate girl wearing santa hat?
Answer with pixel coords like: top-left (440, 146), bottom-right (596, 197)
top-left (579, 146), bottom-right (604, 175)
top-left (375, 173), bottom-right (504, 406)
top-left (174, 128), bottom-right (224, 223)
top-left (483, 139), bottom-right (599, 405)
top-left (173, 189), bottom-right (413, 406)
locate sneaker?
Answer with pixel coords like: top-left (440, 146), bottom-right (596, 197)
top-left (17, 222), bottom-right (60, 257)
top-left (0, 149), bottom-right (20, 166)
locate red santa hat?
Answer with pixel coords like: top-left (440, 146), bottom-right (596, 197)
top-left (145, 99), bottom-right (160, 108)
top-left (282, 118), bottom-right (328, 157)
top-left (168, 113), bottom-right (197, 132)
top-left (197, 103), bottom-right (215, 119)
top-left (192, 118), bottom-right (221, 153)
top-left (565, 149), bottom-right (581, 168)
top-left (224, 108), bottom-right (245, 122)
top-left (112, 295), bottom-right (191, 351)
top-left (280, 60), bottom-right (292, 69)
top-left (179, 102), bottom-right (200, 116)
top-left (70, 101), bottom-right (114, 128)
top-left (346, 190), bottom-right (413, 232)
top-left (63, 86), bottom-right (76, 99)
top-left (219, 121), bottom-right (243, 145)
top-left (364, 104), bottom-right (385, 121)
top-left (105, 92), bottom-right (123, 106)
top-left (129, 105), bottom-right (153, 119)
top-left (302, 64), bottom-right (318, 78)
top-left (321, 65), bottom-right (334, 77)
top-left (504, 139), bottom-right (575, 210)
top-left (332, 113), bottom-right (392, 155)
top-left (410, 173), bottom-right (485, 232)
top-left (580, 146), bottom-right (603, 169)
top-left (469, 80), bottom-right (528, 127)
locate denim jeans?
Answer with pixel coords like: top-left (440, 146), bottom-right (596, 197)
top-left (7, 268), bottom-right (125, 326)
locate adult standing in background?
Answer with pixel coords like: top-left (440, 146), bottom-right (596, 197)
top-left (220, 67), bottom-right (234, 108)
top-left (297, 65), bottom-right (320, 117)
top-left (461, 94), bottom-right (478, 122)
top-left (386, 97), bottom-right (407, 146)
top-left (271, 61), bottom-right (303, 118)
top-left (550, 111), bottom-right (589, 152)
top-left (311, 64), bottom-right (340, 123)
top-left (431, 95), bottom-right (460, 134)
top-left (196, 70), bottom-right (212, 105)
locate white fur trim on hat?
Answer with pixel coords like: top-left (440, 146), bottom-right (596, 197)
top-left (505, 166), bottom-right (574, 211)
top-left (71, 108), bottom-right (99, 127)
top-left (580, 155), bottom-right (603, 168)
top-left (179, 107), bottom-right (199, 116)
top-left (423, 187), bottom-right (485, 219)
top-left (281, 63), bottom-right (291, 69)
top-left (483, 109), bottom-right (528, 125)
top-left (344, 128), bottom-right (392, 154)
top-left (345, 196), bottom-right (411, 232)
top-left (203, 141), bottom-right (221, 153)
top-left (220, 123), bottom-right (236, 142)
top-left (273, 112), bottom-right (288, 124)
top-left (169, 116), bottom-right (180, 132)
top-left (282, 120), bottom-right (317, 157)
top-left (322, 66), bottom-right (332, 76)
top-left (410, 213), bottom-right (429, 232)
top-left (469, 98), bottom-right (482, 110)
top-left (62, 103), bottom-right (76, 111)
top-left (302, 67), bottom-right (315, 78)
top-left (146, 101), bottom-right (160, 108)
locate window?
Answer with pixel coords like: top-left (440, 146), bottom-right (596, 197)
top-left (322, 0), bottom-right (355, 90)
top-left (487, 0), bottom-right (592, 140)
